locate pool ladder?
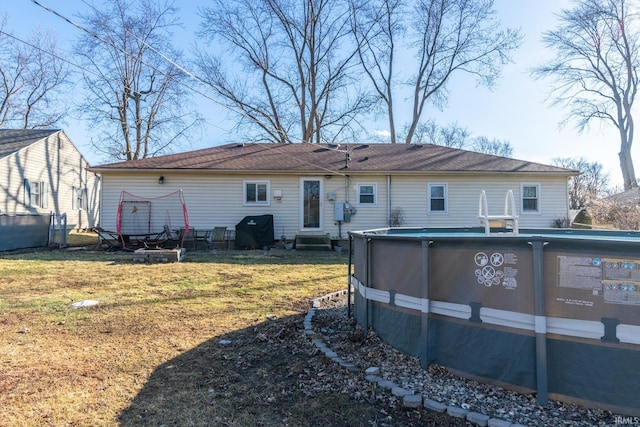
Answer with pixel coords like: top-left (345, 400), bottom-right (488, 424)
top-left (478, 190), bottom-right (519, 235)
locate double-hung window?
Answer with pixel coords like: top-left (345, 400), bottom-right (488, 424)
top-left (357, 183), bottom-right (377, 206)
top-left (428, 183), bottom-right (447, 213)
top-left (244, 180), bottom-right (270, 206)
top-left (522, 184), bottom-right (540, 213)
top-left (73, 187), bottom-right (88, 210)
top-left (24, 179), bottom-right (47, 208)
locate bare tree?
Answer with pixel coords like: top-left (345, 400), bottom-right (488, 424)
top-left (408, 120), bottom-right (514, 157)
top-left (534, 0), bottom-right (639, 190)
top-left (0, 17), bottom-right (70, 129)
top-left (352, 0), bottom-right (405, 143)
top-left (552, 157), bottom-right (610, 208)
top-left (410, 119), bottom-right (469, 147)
top-left (75, 0), bottom-right (200, 160)
top-left (195, 0), bottom-right (372, 144)
top-left (353, 0), bottom-right (522, 144)
top-left (470, 136), bottom-right (513, 157)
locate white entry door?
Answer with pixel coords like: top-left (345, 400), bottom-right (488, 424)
top-left (300, 178), bottom-right (323, 231)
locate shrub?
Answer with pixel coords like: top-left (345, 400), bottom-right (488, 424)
top-left (389, 207), bottom-right (405, 227)
top-left (587, 198), bottom-right (640, 230)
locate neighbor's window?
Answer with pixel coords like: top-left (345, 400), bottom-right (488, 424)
top-left (357, 183), bottom-right (377, 206)
top-left (24, 179), bottom-right (47, 208)
top-left (244, 180), bottom-right (270, 205)
top-left (72, 187), bottom-right (88, 210)
top-left (428, 183), bottom-right (447, 213)
top-left (522, 184), bottom-right (540, 213)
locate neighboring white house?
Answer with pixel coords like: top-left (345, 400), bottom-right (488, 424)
top-left (89, 142), bottom-right (578, 242)
top-left (0, 129), bottom-right (100, 229)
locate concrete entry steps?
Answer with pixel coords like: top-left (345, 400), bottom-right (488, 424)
top-left (295, 234), bottom-right (332, 251)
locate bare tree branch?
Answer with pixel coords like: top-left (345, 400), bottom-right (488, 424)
top-left (533, 0), bottom-right (639, 189)
top-left (75, 0), bottom-right (201, 160)
top-left (353, 0), bottom-right (521, 144)
top-left (196, 0), bottom-right (372, 144)
top-left (552, 157), bottom-right (610, 208)
top-left (0, 16), bottom-right (70, 129)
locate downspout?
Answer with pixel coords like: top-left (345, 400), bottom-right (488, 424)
top-left (347, 233), bottom-right (353, 319)
top-left (344, 175), bottom-right (350, 202)
top-left (387, 175), bottom-right (391, 226)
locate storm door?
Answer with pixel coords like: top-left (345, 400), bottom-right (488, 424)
top-left (300, 178), bottom-right (323, 231)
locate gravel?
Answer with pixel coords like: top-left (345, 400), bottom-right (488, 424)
top-left (309, 291), bottom-right (618, 427)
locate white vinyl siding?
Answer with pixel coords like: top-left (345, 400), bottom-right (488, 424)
top-left (0, 131), bottom-right (98, 228)
top-left (97, 172), bottom-right (570, 239)
top-left (389, 175), bottom-right (569, 229)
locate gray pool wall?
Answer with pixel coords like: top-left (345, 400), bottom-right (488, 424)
top-left (350, 227), bottom-right (640, 416)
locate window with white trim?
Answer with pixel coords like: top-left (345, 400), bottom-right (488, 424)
top-left (73, 187), bottom-right (88, 210)
top-left (522, 184), bottom-right (540, 213)
top-left (428, 183), bottom-right (447, 213)
top-left (244, 180), bottom-right (270, 205)
top-left (357, 183), bottom-right (377, 206)
top-left (24, 179), bottom-right (47, 208)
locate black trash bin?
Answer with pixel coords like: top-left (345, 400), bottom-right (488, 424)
top-left (234, 215), bottom-right (274, 249)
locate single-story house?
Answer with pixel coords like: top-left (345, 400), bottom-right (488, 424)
top-left (0, 129), bottom-right (100, 229)
top-left (89, 142), bottom-right (578, 244)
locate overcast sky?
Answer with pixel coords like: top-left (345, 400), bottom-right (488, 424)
top-left (2, 0), bottom-right (634, 189)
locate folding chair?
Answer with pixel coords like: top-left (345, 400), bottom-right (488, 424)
top-left (205, 227), bottom-right (228, 251)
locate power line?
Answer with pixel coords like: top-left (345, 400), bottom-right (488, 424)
top-left (27, 0), bottom-right (233, 132)
top-left (29, 0), bottom-right (318, 145)
top-left (23, 0), bottom-right (347, 174)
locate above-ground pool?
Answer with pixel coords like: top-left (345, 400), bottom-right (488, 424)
top-left (348, 227), bottom-right (640, 416)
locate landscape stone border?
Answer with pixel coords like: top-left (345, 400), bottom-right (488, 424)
top-left (307, 290), bottom-right (527, 427)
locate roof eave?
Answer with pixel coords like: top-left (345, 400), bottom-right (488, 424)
top-left (88, 167), bottom-right (578, 176)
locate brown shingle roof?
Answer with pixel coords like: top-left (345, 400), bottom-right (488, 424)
top-left (90, 142), bottom-right (577, 175)
top-left (0, 129), bottom-right (61, 159)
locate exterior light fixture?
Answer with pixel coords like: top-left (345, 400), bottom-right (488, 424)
top-left (158, 176), bottom-right (165, 184)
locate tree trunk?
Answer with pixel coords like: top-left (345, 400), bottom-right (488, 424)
top-left (618, 116), bottom-right (637, 190)
top-left (619, 148), bottom-right (638, 190)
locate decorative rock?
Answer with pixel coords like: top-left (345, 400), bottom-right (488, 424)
top-left (423, 399), bottom-right (447, 413)
top-left (391, 386), bottom-right (411, 397)
top-left (304, 291), bottom-right (613, 427)
top-left (447, 405), bottom-right (469, 419)
top-left (487, 418), bottom-right (512, 427)
top-left (341, 363), bottom-right (359, 373)
top-left (377, 379), bottom-right (396, 391)
top-left (467, 411), bottom-right (490, 426)
top-left (403, 394), bottom-right (422, 408)
top-left (365, 367), bottom-right (380, 376)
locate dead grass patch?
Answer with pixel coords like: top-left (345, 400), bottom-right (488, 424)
top-left (0, 249), bottom-right (348, 426)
